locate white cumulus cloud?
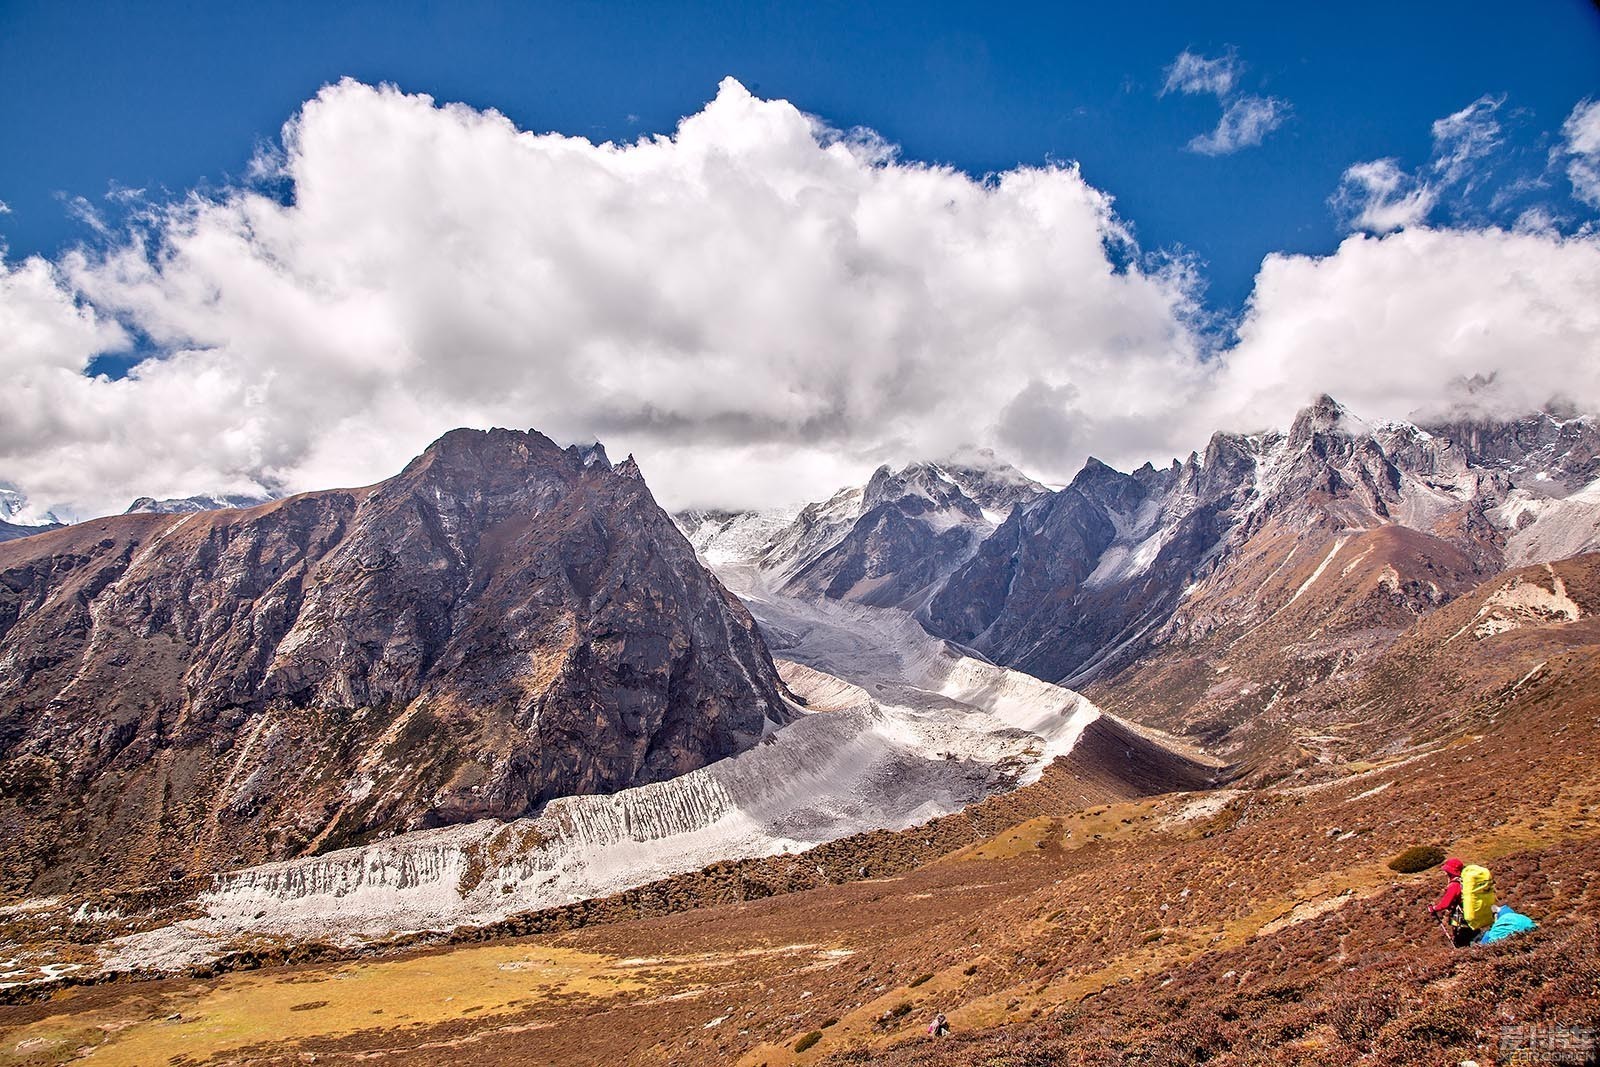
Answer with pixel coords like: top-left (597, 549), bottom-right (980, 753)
top-left (0, 78), bottom-right (1204, 517)
top-left (1210, 226), bottom-right (1600, 431)
top-left (1, 79), bottom-right (1598, 520)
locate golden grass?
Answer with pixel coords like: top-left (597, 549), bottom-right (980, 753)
top-left (0, 943), bottom-right (649, 1066)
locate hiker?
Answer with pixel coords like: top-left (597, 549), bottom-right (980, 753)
top-left (927, 1012), bottom-right (950, 1037)
top-left (1428, 857), bottom-right (1495, 948)
top-left (1478, 903), bottom-right (1539, 945)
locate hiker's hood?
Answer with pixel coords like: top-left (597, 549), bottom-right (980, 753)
top-left (1442, 857), bottom-right (1465, 877)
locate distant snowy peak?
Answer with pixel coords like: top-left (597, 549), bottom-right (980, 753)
top-left (745, 451), bottom-right (1048, 590)
top-left (774, 461), bottom-right (1004, 611)
top-left (675, 506), bottom-right (801, 568)
top-left (0, 484), bottom-right (62, 527)
top-left (125, 492), bottom-right (278, 515)
top-left (0, 486), bottom-right (24, 522)
top-left (928, 450), bottom-right (1051, 519)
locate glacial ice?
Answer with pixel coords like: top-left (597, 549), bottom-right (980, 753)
top-left (105, 570), bottom-right (1103, 972)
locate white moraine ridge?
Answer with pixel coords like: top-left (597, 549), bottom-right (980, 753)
top-left (107, 567), bottom-right (1102, 974)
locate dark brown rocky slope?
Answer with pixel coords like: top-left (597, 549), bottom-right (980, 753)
top-left (0, 428), bottom-right (788, 894)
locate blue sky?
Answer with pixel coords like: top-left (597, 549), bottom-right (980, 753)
top-left (3, 1), bottom-right (1597, 315)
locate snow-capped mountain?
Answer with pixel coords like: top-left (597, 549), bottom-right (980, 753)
top-left (728, 455), bottom-right (1046, 613)
top-left (773, 453), bottom-right (1044, 578)
top-left (124, 492), bottom-right (278, 515)
top-left (922, 397), bottom-right (1600, 746)
top-left (777, 462), bottom-right (1000, 610)
top-left (0, 484), bottom-right (62, 525)
top-left (0, 484), bottom-right (65, 541)
top-left (673, 452), bottom-right (1048, 612)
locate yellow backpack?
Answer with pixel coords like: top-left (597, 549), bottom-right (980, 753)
top-left (1460, 864), bottom-right (1495, 930)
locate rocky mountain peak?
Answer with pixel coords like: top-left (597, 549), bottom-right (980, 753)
top-left (1286, 393), bottom-right (1358, 447)
top-left (565, 441), bottom-right (613, 469)
top-left (861, 462), bottom-right (983, 520)
top-left (0, 427), bottom-right (790, 892)
top-left (1067, 457), bottom-right (1146, 515)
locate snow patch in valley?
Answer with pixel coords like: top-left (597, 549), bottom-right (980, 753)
top-left (1083, 498), bottom-right (1170, 590)
top-left (676, 506), bottom-right (802, 567)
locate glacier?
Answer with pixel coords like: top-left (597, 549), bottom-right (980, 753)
top-left (104, 569), bottom-right (1104, 974)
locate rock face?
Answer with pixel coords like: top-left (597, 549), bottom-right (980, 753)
top-left (0, 428), bottom-right (789, 893)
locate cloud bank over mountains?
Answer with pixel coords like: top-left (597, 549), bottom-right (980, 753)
top-left (2, 78), bottom-right (1598, 519)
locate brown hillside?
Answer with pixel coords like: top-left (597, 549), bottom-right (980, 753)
top-left (2, 555), bottom-right (1596, 1066)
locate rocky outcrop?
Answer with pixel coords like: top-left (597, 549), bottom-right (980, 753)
top-left (1419, 409), bottom-right (1600, 495)
top-left (0, 428), bottom-right (789, 893)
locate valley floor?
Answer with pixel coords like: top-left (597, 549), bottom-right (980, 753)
top-left (3, 687), bottom-right (1596, 1066)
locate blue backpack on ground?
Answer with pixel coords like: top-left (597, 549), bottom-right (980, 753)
top-left (1477, 905), bottom-right (1538, 945)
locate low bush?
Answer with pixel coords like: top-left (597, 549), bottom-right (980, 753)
top-left (1387, 845), bottom-right (1446, 873)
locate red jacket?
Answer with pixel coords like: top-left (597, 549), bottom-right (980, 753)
top-left (1431, 858), bottom-right (1466, 916)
